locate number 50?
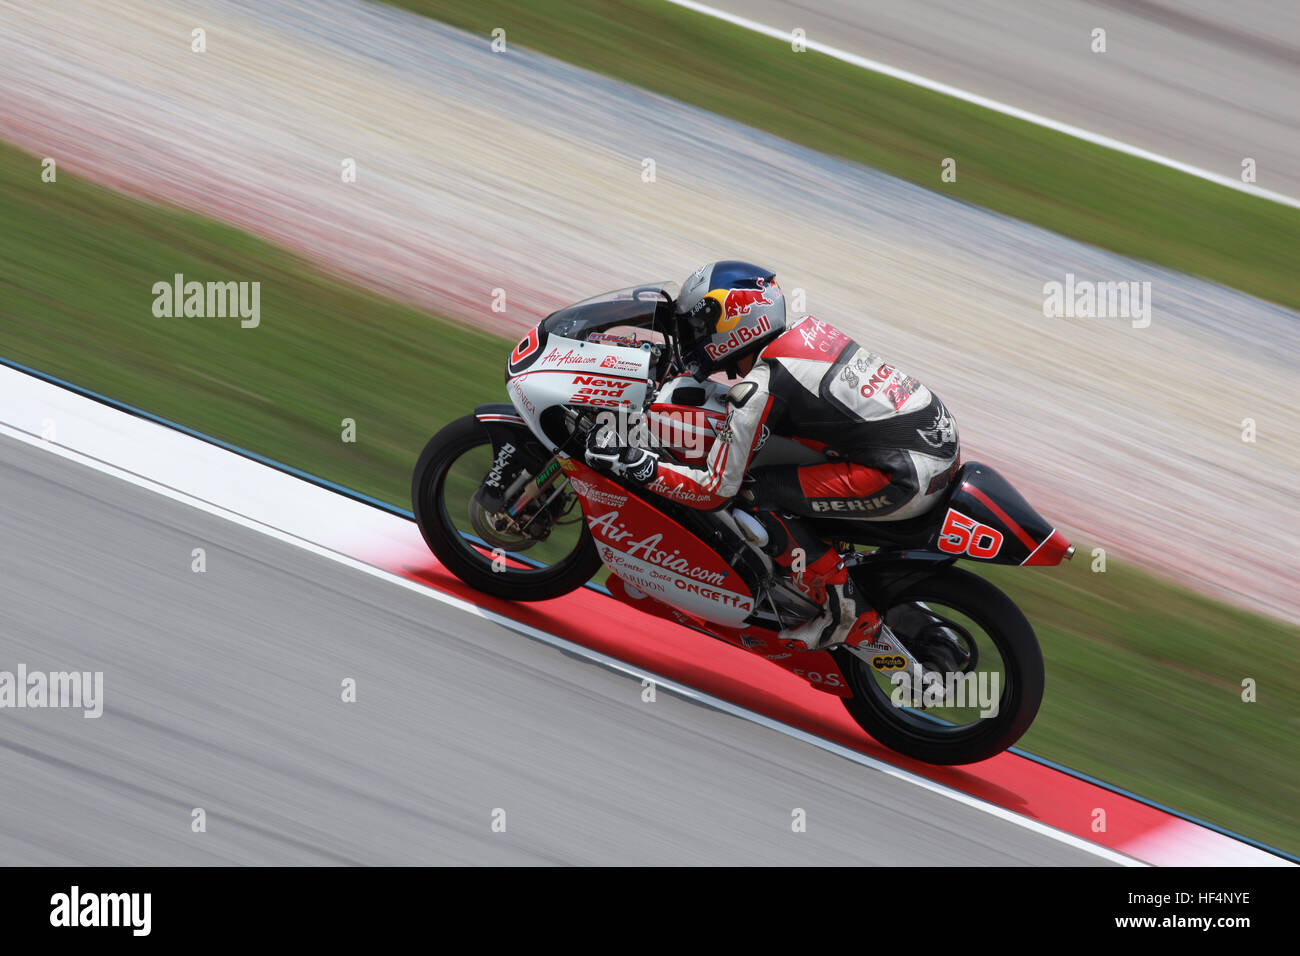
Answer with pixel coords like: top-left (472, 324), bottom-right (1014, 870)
top-left (937, 508), bottom-right (1003, 558)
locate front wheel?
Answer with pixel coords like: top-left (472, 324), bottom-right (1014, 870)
top-left (411, 414), bottom-right (602, 601)
top-left (833, 565), bottom-right (1044, 765)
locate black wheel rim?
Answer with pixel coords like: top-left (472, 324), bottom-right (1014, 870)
top-left (424, 436), bottom-right (590, 579)
top-left (845, 596), bottom-right (1022, 742)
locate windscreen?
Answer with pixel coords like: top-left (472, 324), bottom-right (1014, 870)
top-left (540, 281), bottom-right (679, 341)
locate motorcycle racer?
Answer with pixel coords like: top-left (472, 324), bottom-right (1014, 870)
top-left (585, 260), bottom-right (962, 651)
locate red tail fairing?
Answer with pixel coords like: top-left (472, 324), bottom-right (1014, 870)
top-left (936, 463), bottom-right (1072, 566)
top-left (1022, 529), bottom-right (1073, 566)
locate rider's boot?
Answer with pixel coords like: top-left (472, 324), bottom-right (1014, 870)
top-left (775, 547), bottom-right (881, 651)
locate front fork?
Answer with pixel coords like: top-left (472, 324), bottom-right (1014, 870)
top-left (501, 410), bottom-right (595, 528)
top-left (499, 453), bottom-right (570, 530)
top-left (473, 403), bottom-right (583, 538)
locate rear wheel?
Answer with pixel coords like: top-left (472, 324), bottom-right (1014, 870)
top-left (833, 565), bottom-right (1044, 765)
top-left (411, 414), bottom-right (602, 601)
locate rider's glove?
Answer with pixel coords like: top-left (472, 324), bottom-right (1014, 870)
top-left (585, 427), bottom-right (659, 485)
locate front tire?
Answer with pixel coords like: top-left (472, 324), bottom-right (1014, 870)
top-left (834, 565), bottom-right (1044, 765)
top-left (411, 414), bottom-right (602, 601)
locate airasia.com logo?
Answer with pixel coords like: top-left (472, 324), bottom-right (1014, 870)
top-left (586, 510), bottom-right (728, 586)
top-left (542, 347), bottom-right (596, 367)
top-left (706, 314), bottom-right (771, 360)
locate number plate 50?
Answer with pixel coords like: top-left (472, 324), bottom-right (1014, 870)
top-left (937, 508), bottom-right (1004, 558)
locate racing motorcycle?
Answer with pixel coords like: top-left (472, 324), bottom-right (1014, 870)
top-left (412, 282), bottom-right (1074, 765)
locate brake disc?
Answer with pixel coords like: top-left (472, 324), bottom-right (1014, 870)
top-left (468, 489), bottom-right (540, 552)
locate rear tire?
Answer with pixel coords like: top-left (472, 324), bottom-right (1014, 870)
top-left (834, 565), bottom-right (1044, 765)
top-left (411, 414), bottom-right (602, 601)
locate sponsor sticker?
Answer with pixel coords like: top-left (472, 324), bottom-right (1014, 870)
top-left (810, 495), bottom-right (891, 513)
top-left (587, 332), bottom-right (639, 347)
top-left (600, 354), bottom-right (643, 373)
top-left (542, 347), bottom-right (597, 367)
top-left (587, 511), bottom-right (729, 585)
top-left (716, 284), bottom-right (773, 332)
top-left (645, 477), bottom-right (716, 504)
top-left (871, 655), bottom-right (908, 671)
top-left (706, 314), bottom-right (772, 360)
top-left (483, 442), bottom-right (516, 491)
top-left (568, 476), bottom-right (628, 507)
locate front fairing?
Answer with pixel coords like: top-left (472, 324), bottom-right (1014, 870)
top-left (505, 282), bottom-right (682, 452)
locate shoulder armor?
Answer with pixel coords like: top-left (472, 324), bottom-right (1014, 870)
top-left (727, 381), bottom-right (759, 407)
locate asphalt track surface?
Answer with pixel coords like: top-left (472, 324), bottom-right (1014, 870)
top-left (702, 0), bottom-right (1300, 199)
top-left (0, 433), bottom-right (1111, 865)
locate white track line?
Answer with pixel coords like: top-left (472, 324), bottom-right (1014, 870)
top-left (662, 0), bottom-right (1300, 210)
top-left (0, 416), bottom-right (1141, 866)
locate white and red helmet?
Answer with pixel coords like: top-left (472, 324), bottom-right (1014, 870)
top-left (676, 260), bottom-right (786, 376)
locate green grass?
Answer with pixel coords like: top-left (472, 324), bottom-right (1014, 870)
top-left (2, 141), bottom-right (1297, 856)
top-left (392, 0), bottom-right (1300, 312)
top-left (984, 559), bottom-right (1300, 856)
top-left (0, 145), bottom-right (504, 505)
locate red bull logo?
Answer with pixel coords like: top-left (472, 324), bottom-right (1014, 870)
top-left (705, 314), bottom-right (772, 360)
top-left (723, 287), bottom-right (772, 320)
top-left (709, 280), bottom-right (776, 333)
